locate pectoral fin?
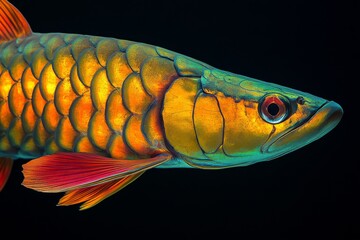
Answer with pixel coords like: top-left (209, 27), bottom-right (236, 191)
top-left (22, 152), bottom-right (172, 208)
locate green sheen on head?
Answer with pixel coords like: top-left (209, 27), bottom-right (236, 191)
top-left (180, 69), bottom-right (343, 168)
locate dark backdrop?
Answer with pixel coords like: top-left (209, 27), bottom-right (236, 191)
top-left (1, 0), bottom-right (357, 239)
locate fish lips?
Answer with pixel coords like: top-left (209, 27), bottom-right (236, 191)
top-left (263, 101), bottom-right (343, 155)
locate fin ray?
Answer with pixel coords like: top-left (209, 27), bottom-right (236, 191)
top-left (58, 171), bottom-right (144, 210)
top-left (0, 0), bottom-right (32, 43)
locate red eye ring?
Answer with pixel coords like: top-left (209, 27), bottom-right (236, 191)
top-left (259, 95), bottom-right (289, 124)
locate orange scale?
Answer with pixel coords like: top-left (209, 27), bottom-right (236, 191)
top-left (44, 136), bottom-right (62, 155)
top-left (0, 135), bottom-right (13, 152)
top-left (55, 116), bottom-right (78, 151)
top-left (122, 73), bottom-right (153, 115)
top-left (117, 39), bottom-right (134, 52)
top-left (88, 111), bottom-right (112, 150)
top-left (77, 48), bottom-right (102, 87)
top-left (105, 88), bottom-right (130, 133)
top-left (30, 49), bottom-right (48, 80)
top-left (142, 103), bottom-right (166, 150)
top-left (31, 84), bottom-right (47, 117)
top-left (8, 118), bottom-right (25, 147)
top-left (124, 115), bottom-right (153, 156)
top-left (95, 39), bottom-right (119, 67)
top-left (33, 118), bottom-right (50, 148)
top-left (52, 46), bottom-right (75, 79)
top-left (106, 52), bottom-right (133, 88)
top-left (0, 101), bottom-right (14, 131)
top-left (69, 93), bottom-right (94, 133)
top-left (21, 101), bottom-right (37, 133)
top-left (8, 82), bottom-right (27, 117)
top-left (90, 69), bottom-right (114, 111)
top-left (0, 71), bottom-right (15, 100)
top-left (70, 65), bottom-right (87, 96)
top-left (140, 57), bottom-right (178, 98)
top-left (20, 135), bottom-right (41, 157)
top-left (108, 134), bottom-right (137, 159)
top-left (39, 63), bottom-right (60, 101)
top-left (73, 135), bottom-right (100, 154)
top-left (70, 37), bottom-right (93, 60)
top-left (125, 43), bottom-right (158, 73)
top-left (44, 36), bottom-right (66, 60)
top-left (9, 54), bottom-right (27, 82)
top-left (42, 101), bottom-right (61, 133)
top-left (54, 77), bottom-right (77, 116)
top-left (21, 67), bottom-right (38, 99)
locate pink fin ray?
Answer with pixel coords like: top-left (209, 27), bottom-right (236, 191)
top-left (22, 152), bottom-right (171, 193)
top-left (58, 171), bottom-right (144, 210)
top-left (0, 157), bottom-right (13, 191)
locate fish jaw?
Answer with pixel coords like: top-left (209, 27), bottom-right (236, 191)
top-left (264, 101), bottom-right (343, 155)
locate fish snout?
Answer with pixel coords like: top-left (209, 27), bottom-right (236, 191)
top-left (320, 101), bottom-right (343, 130)
top-left (268, 100), bottom-right (343, 153)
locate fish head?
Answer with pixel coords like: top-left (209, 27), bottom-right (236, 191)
top-left (184, 69), bottom-right (343, 169)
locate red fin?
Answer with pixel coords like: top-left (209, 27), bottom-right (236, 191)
top-left (58, 172), bottom-right (144, 210)
top-left (0, 0), bottom-right (32, 43)
top-left (22, 152), bottom-right (171, 193)
top-left (0, 157), bottom-right (13, 191)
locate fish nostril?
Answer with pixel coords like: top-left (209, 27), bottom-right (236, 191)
top-left (296, 96), bottom-right (305, 105)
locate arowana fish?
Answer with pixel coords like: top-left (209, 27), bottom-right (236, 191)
top-left (0, 0), bottom-right (343, 210)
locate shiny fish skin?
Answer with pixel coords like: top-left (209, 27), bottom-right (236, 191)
top-left (0, 33), bottom-right (207, 160)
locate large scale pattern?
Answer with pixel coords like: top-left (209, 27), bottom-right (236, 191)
top-left (0, 33), bottom-right (210, 160)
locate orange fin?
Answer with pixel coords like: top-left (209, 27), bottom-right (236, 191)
top-left (0, 0), bottom-right (32, 43)
top-left (58, 171), bottom-right (144, 210)
top-left (22, 152), bottom-right (172, 193)
top-left (0, 157), bottom-right (13, 191)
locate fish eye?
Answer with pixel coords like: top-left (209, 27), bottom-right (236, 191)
top-left (259, 94), bottom-right (289, 124)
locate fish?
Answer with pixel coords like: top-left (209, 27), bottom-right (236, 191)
top-left (0, 0), bottom-right (343, 210)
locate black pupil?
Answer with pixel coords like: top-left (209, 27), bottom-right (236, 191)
top-left (267, 103), bottom-right (279, 116)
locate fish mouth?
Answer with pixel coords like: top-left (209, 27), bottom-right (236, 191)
top-left (265, 101), bottom-right (343, 154)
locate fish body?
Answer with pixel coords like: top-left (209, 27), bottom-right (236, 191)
top-left (0, 0), bottom-right (343, 210)
top-left (0, 32), bottom-right (181, 164)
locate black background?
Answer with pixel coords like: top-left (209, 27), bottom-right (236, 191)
top-left (1, 0), bottom-right (357, 239)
